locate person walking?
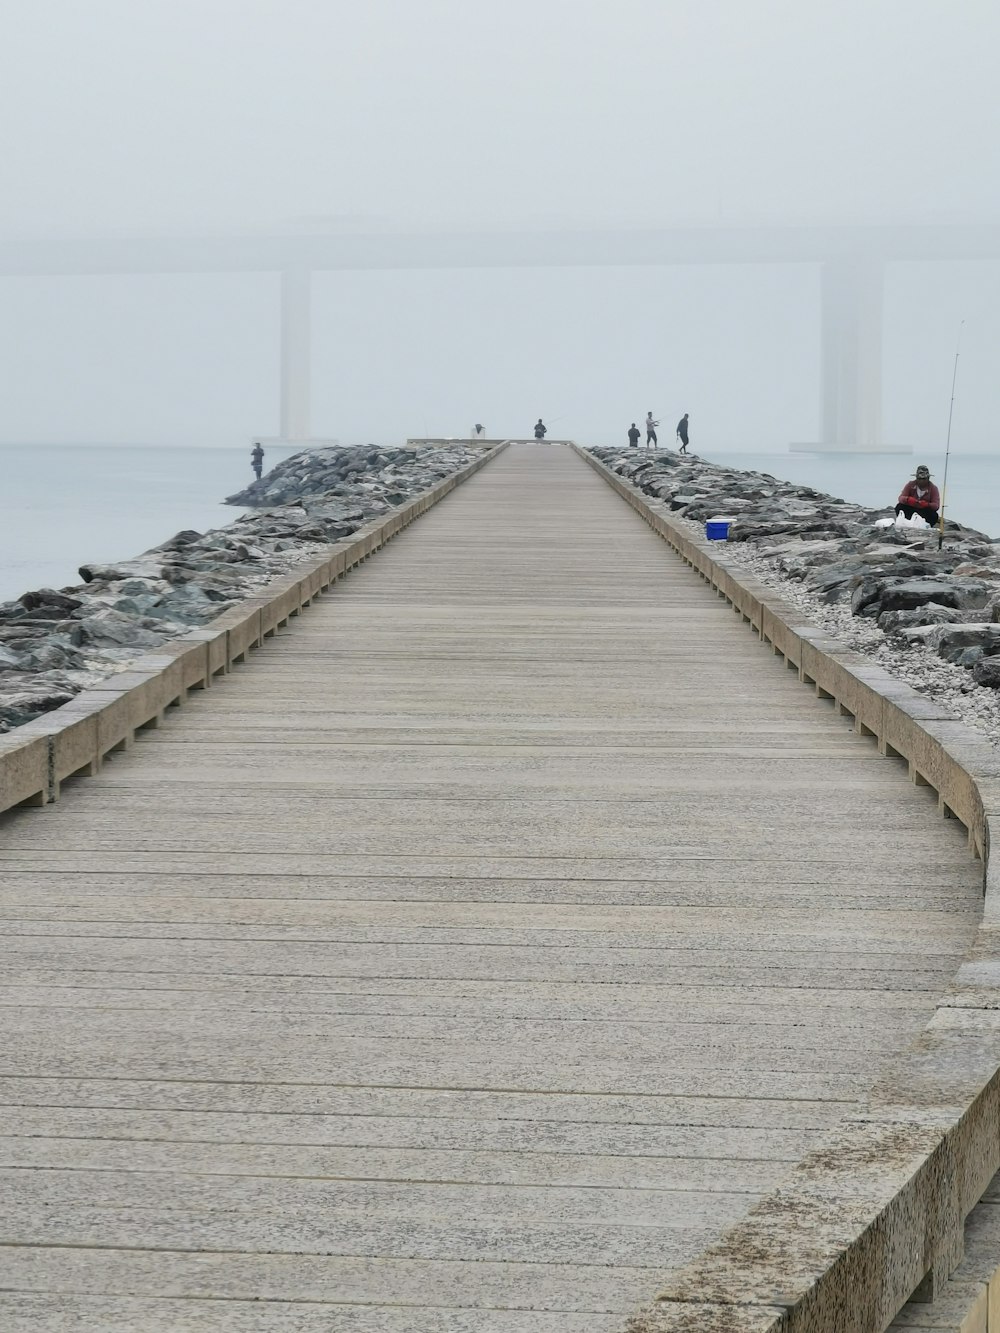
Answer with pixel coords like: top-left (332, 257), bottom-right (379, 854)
top-left (645, 412), bottom-right (659, 448)
top-left (250, 442), bottom-right (265, 479)
top-left (627, 422), bottom-right (641, 448)
top-left (533, 418), bottom-right (547, 441)
top-left (676, 414), bottom-right (689, 454)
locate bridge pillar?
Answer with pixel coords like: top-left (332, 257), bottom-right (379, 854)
top-left (254, 268), bottom-right (338, 452)
top-left (280, 266), bottom-right (311, 441)
top-left (822, 258), bottom-right (883, 450)
top-left (793, 258), bottom-right (909, 454)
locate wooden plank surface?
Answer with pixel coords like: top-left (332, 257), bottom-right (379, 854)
top-left (0, 444), bottom-right (983, 1330)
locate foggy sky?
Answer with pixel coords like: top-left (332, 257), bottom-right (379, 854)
top-left (1, 0), bottom-right (998, 451)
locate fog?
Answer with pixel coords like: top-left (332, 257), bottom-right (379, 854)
top-left (1, 0), bottom-right (998, 451)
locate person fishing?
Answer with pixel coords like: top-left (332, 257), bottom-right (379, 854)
top-left (676, 413), bottom-right (689, 454)
top-left (895, 465), bottom-right (940, 527)
top-left (645, 412), bottom-right (658, 448)
top-left (250, 442), bottom-right (265, 480)
top-left (533, 418), bottom-right (547, 441)
top-left (627, 422), bottom-right (641, 448)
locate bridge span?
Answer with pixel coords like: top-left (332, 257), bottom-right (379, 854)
top-left (5, 222), bottom-right (1000, 450)
top-left (0, 443), bottom-right (994, 1330)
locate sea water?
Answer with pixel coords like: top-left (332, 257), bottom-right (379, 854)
top-left (0, 444), bottom-right (300, 603)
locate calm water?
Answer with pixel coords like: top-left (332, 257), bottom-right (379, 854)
top-left (0, 443), bottom-right (996, 604)
top-left (0, 444), bottom-right (300, 603)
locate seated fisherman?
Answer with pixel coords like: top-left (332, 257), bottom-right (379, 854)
top-left (895, 465), bottom-right (940, 527)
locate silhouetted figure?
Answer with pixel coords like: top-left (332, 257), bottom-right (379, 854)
top-left (676, 414), bottom-right (689, 454)
top-left (627, 422), bottom-right (641, 448)
top-left (895, 465), bottom-right (940, 527)
top-left (251, 442), bottom-right (264, 480)
top-left (534, 419), bottom-right (547, 440)
top-left (474, 423), bottom-right (485, 437)
top-left (645, 412), bottom-right (658, 448)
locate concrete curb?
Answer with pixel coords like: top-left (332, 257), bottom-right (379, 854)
top-left (579, 446), bottom-right (1000, 1333)
top-left (0, 441), bottom-right (508, 813)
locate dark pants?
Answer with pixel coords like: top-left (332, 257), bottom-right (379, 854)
top-left (253, 464), bottom-right (262, 479)
top-left (677, 436), bottom-right (688, 453)
top-left (646, 431), bottom-right (657, 447)
top-left (895, 503), bottom-right (938, 526)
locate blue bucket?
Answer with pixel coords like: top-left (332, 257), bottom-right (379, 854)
top-left (705, 519), bottom-right (731, 541)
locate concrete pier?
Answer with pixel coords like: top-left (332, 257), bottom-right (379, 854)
top-left (0, 445), bottom-right (984, 1329)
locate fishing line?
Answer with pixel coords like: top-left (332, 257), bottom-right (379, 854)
top-left (938, 320), bottom-right (964, 551)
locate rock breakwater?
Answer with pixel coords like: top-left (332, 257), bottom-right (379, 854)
top-left (591, 447), bottom-right (1000, 744)
top-left (0, 443), bottom-right (481, 733)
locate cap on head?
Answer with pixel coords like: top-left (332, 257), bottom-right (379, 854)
top-left (916, 465), bottom-right (930, 478)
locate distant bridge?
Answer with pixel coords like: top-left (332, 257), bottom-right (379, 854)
top-left (3, 222), bottom-right (999, 449)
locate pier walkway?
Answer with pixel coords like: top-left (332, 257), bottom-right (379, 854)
top-left (0, 444), bottom-right (984, 1330)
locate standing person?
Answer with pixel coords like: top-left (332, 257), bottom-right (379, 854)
top-left (627, 422), bottom-right (641, 448)
top-left (895, 465), bottom-right (940, 526)
top-left (645, 412), bottom-right (659, 448)
top-left (534, 418), bottom-right (547, 441)
top-left (676, 414), bottom-right (689, 454)
top-left (250, 442), bottom-right (265, 480)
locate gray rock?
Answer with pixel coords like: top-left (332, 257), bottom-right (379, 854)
top-left (112, 596), bottom-right (163, 616)
top-left (957, 646), bottom-right (986, 668)
top-left (852, 576), bottom-right (989, 618)
top-left (877, 606), bottom-right (977, 632)
top-left (78, 559), bottom-right (163, 584)
top-left (972, 657), bottom-right (1000, 689)
top-left (0, 682), bottom-right (77, 730)
top-left (894, 625), bottom-right (944, 649)
top-left (154, 529), bottom-right (203, 551)
top-left (931, 624), bottom-right (1000, 664)
top-left (18, 588), bottom-right (83, 612)
top-left (75, 611), bottom-right (165, 649)
top-left (114, 577), bottom-right (168, 596)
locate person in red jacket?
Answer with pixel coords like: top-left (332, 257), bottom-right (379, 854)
top-left (895, 465), bottom-right (940, 527)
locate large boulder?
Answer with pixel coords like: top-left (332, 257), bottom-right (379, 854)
top-left (18, 588), bottom-right (83, 613)
top-left (931, 624), bottom-right (1000, 665)
top-left (852, 576), bottom-right (990, 619)
top-left (75, 609), bottom-right (167, 649)
top-left (878, 605), bottom-right (982, 632)
top-left (0, 679), bottom-right (77, 730)
top-left (972, 657), bottom-right (1000, 689)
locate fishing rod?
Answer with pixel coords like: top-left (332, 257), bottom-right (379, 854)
top-left (937, 321), bottom-right (964, 551)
